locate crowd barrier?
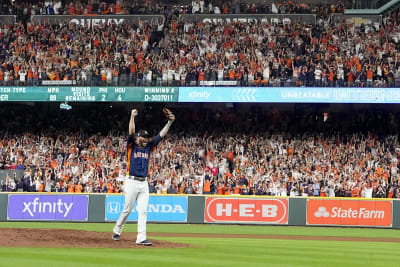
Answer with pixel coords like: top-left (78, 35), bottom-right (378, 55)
top-left (1, 193), bottom-right (400, 229)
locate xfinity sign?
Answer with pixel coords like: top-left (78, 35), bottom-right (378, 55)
top-left (8, 195), bottom-right (88, 221)
top-left (105, 195), bottom-right (188, 222)
top-left (22, 197), bottom-right (73, 217)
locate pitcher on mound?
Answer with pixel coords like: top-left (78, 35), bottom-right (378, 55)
top-left (112, 108), bottom-right (175, 246)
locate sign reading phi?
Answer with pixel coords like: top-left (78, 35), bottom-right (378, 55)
top-left (205, 198), bottom-right (288, 224)
top-left (307, 199), bottom-right (392, 227)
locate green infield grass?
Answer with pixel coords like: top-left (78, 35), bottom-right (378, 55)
top-left (0, 222), bottom-right (399, 267)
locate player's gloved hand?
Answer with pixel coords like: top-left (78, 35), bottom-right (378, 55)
top-left (163, 108), bottom-right (175, 122)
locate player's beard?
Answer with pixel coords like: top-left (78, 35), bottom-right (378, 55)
top-left (138, 138), bottom-right (149, 147)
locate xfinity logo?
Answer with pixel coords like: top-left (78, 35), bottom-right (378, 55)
top-left (22, 197), bottom-right (73, 218)
top-left (314, 206), bottom-right (385, 219)
top-left (188, 91), bottom-right (210, 99)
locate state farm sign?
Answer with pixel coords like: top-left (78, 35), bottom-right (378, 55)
top-left (205, 198), bottom-right (288, 224)
top-left (307, 199), bottom-right (392, 227)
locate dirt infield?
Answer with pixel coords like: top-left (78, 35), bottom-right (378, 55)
top-left (0, 228), bottom-right (191, 248)
top-left (0, 228), bottom-right (399, 248)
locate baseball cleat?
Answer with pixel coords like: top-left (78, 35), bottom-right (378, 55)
top-left (136, 240), bottom-right (152, 246)
top-left (112, 233), bottom-right (120, 241)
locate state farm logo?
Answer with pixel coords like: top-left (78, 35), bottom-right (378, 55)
top-left (314, 207), bottom-right (330, 218)
top-left (205, 198), bottom-right (288, 224)
top-left (307, 199), bottom-right (392, 227)
top-left (314, 206), bottom-right (385, 219)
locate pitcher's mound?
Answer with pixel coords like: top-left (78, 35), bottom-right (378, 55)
top-left (0, 228), bottom-right (191, 248)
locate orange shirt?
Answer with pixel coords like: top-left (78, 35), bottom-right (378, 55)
top-left (198, 71), bottom-right (205, 81)
top-left (68, 185), bottom-right (75, 193)
top-left (38, 183), bottom-right (44, 192)
top-left (75, 184), bottom-right (83, 193)
top-left (224, 186), bottom-right (231, 195)
top-left (320, 188), bottom-right (327, 197)
top-left (179, 185), bottom-right (185, 194)
top-left (233, 186), bottom-right (241, 194)
top-left (107, 182), bottom-right (114, 193)
top-left (203, 181), bottom-right (211, 193)
top-left (367, 70), bottom-right (373, 80)
top-left (217, 186), bottom-right (224, 195)
top-left (351, 188), bottom-right (359, 198)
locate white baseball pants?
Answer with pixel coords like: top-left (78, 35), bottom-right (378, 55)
top-left (113, 177), bottom-right (149, 243)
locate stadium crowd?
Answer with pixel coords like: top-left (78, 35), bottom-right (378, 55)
top-left (1, 103), bottom-right (400, 199)
top-left (0, 0), bottom-right (343, 16)
top-left (1, 0), bottom-right (385, 88)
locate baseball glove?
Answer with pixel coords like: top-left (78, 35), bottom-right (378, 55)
top-left (163, 108), bottom-right (175, 121)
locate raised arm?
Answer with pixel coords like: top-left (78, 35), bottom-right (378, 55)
top-left (129, 109), bottom-right (137, 135)
top-left (159, 108), bottom-right (175, 138)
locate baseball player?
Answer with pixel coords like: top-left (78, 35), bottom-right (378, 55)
top-left (112, 108), bottom-right (175, 246)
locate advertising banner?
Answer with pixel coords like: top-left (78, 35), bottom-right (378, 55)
top-left (331, 14), bottom-right (382, 26)
top-left (0, 15), bottom-right (16, 24)
top-left (204, 197), bottom-right (288, 224)
top-left (0, 86), bottom-right (178, 102)
top-left (7, 195), bottom-right (88, 221)
top-left (178, 86), bottom-right (400, 103)
top-left (105, 195), bottom-right (188, 222)
top-left (31, 15), bottom-right (164, 27)
top-left (180, 14), bottom-right (316, 25)
top-left (307, 199), bottom-right (392, 227)
top-left (42, 80), bottom-right (76, 86)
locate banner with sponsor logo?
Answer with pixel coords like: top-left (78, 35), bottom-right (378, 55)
top-left (0, 15), bottom-right (16, 24)
top-left (7, 195), bottom-right (88, 221)
top-left (42, 80), bottom-right (76, 86)
top-left (199, 81), bottom-right (238, 86)
top-left (105, 195), bottom-right (187, 222)
top-left (204, 197), bottom-right (288, 224)
top-left (331, 14), bottom-right (382, 26)
top-left (31, 15), bottom-right (164, 27)
top-left (0, 86), bottom-right (178, 102)
top-left (180, 14), bottom-right (316, 25)
top-left (178, 87), bottom-right (400, 103)
top-left (307, 199), bottom-right (392, 227)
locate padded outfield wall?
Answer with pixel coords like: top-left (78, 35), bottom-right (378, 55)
top-left (1, 193), bottom-right (400, 229)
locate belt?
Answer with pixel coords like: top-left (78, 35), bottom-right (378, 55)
top-left (128, 176), bottom-right (147, 182)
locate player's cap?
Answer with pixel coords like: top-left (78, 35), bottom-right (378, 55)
top-left (135, 130), bottom-right (150, 138)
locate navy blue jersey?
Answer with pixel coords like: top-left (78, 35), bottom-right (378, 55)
top-left (127, 134), bottom-right (161, 177)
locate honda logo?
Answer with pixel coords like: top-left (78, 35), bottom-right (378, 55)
top-left (107, 202), bottom-right (121, 214)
